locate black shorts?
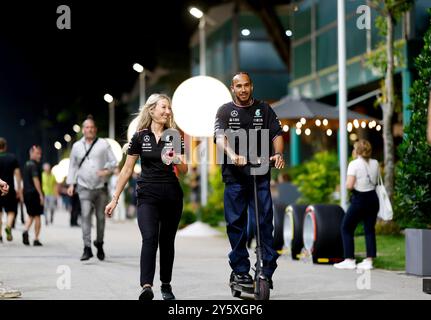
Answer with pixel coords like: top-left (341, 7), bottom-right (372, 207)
top-left (0, 192), bottom-right (18, 213)
top-left (24, 192), bottom-right (44, 216)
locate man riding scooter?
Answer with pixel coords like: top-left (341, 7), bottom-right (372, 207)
top-left (214, 72), bottom-right (285, 296)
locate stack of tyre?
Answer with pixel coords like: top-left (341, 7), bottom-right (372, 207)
top-left (273, 204), bottom-right (344, 264)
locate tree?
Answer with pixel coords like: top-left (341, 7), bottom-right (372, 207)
top-left (394, 12), bottom-right (431, 229)
top-left (366, 0), bottom-right (413, 199)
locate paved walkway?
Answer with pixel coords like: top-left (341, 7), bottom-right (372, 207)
top-left (0, 209), bottom-right (429, 300)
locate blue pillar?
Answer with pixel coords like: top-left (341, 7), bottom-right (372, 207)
top-left (402, 68), bottom-right (412, 128)
top-left (290, 128), bottom-right (300, 166)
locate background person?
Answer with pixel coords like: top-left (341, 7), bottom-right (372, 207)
top-left (0, 138), bottom-right (23, 242)
top-left (22, 145), bottom-right (44, 247)
top-left (42, 163), bottom-right (58, 225)
top-left (66, 116), bottom-right (117, 261)
top-left (334, 139), bottom-right (380, 270)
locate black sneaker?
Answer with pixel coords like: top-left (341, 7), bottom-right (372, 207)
top-left (80, 246), bottom-right (93, 261)
top-left (22, 231), bottom-right (30, 246)
top-left (139, 286), bottom-right (154, 300)
top-left (230, 271), bottom-right (253, 287)
top-left (33, 240), bottom-right (43, 246)
top-left (161, 283), bottom-right (176, 300)
top-left (93, 241), bottom-right (105, 261)
top-left (5, 226), bottom-right (13, 241)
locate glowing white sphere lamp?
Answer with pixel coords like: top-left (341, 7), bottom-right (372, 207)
top-left (105, 138), bottom-right (123, 164)
top-left (172, 76), bottom-right (231, 137)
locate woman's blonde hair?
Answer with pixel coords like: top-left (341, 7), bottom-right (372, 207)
top-left (354, 139), bottom-right (372, 160)
top-left (136, 93), bottom-right (176, 131)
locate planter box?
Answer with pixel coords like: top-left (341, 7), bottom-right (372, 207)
top-left (405, 228), bottom-right (431, 276)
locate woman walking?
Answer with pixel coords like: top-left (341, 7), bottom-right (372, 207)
top-left (105, 93), bottom-right (187, 300)
top-left (334, 139), bottom-right (380, 270)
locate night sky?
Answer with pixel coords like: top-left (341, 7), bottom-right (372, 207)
top-left (0, 0), bottom-right (223, 164)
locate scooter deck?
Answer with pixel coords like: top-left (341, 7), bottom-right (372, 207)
top-left (230, 282), bottom-right (254, 294)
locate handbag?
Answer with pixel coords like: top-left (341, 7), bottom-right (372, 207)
top-left (361, 159), bottom-right (393, 221)
top-left (375, 174), bottom-right (393, 221)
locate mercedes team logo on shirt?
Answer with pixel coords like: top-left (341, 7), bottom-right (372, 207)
top-left (231, 110), bottom-right (238, 117)
top-left (143, 135), bottom-right (150, 143)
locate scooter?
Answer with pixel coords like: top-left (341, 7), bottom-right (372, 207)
top-left (230, 159), bottom-right (274, 300)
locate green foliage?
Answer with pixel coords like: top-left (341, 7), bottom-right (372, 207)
top-left (355, 234), bottom-right (405, 270)
top-left (200, 166), bottom-right (225, 227)
top-left (291, 151), bottom-right (340, 204)
top-left (179, 166), bottom-right (226, 228)
top-left (375, 220), bottom-right (401, 235)
top-left (178, 206), bottom-right (197, 229)
top-left (394, 12), bottom-right (431, 229)
top-left (365, 40), bottom-right (405, 77)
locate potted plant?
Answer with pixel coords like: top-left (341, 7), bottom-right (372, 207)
top-left (394, 13), bottom-right (431, 277)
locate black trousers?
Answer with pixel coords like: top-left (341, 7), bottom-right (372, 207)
top-left (70, 192), bottom-right (81, 226)
top-left (341, 189), bottom-right (379, 259)
top-left (137, 182), bottom-right (183, 287)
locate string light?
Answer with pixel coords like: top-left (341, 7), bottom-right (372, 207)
top-left (305, 128), bottom-right (311, 136)
top-left (296, 128), bottom-right (302, 135)
top-left (376, 125), bottom-right (382, 131)
top-left (323, 119), bottom-right (329, 126)
top-left (361, 121), bottom-right (367, 128)
top-left (283, 125), bottom-right (289, 132)
top-left (347, 122), bottom-right (353, 132)
top-left (353, 119), bottom-right (360, 128)
top-left (315, 119), bottom-right (321, 126)
top-left (350, 133), bottom-right (358, 141)
top-left (326, 129), bottom-right (332, 136)
top-left (296, 122), bottom-right (302, 129)
top-left (300, 117), bottom-right (307, 125)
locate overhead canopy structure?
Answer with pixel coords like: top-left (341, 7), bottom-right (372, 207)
top-left (272, 95), bottom-right (378, 122)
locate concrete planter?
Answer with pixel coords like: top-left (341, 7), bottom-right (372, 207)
top-left (405, 228), bottom-right (431, 276)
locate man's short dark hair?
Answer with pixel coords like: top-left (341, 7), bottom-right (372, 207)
top-left (29, 144), bottom-right (42, 154)
top-left (82, 114), bottom-right (96, 127)
top-left (0, 137), bottom-right (6, 150)
top-left (231, 71), bottom-right (252, 85)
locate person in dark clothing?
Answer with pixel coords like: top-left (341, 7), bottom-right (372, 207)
top-left (105, 93), bottom-right (187, 300)
top-left (214, 72), bottom-right (285, 290)
top-left (0, 138), bottom-right (23, 242)
top-left (22, 145), bottom-right (44, 246)
top-left (334, 139), bottom-right (380, 270)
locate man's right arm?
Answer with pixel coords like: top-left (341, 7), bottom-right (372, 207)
top-left (214, 106), bottom-right (245, 166)
top-left (66, 144), bottom-right (78, 195)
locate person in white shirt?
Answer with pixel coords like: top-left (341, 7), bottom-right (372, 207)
top-left (334, 139), bottom-right (380, 270)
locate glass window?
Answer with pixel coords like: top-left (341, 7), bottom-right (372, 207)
top-left (317, 0), bottom-right (337, 29)
top-left (293, 41), bottom-right (311, 79)
top-left (317, 28), bottom-right (337, 70)
top-left (346, 16), bottom-right (366, 59)
top-left (293, 8), bottom-right (311, 40)
top-left (239, 41), bottom-right (286, 71)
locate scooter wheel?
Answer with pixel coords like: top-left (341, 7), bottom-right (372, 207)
top-left (254, 279), bottom-right (270, 300)
top-left (231, 287), bottom-right (241, 298)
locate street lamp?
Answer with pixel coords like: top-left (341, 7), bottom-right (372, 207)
top-left (104, 93), bottom-right (115, 139)
top-left (188, 7), bottom-right (216, 207)
top-left (133, 63), bottom-right (146, 107)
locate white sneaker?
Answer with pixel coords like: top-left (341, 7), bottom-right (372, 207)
top-left (357, 259), bottom-right (373, 270)
top-left (0, 283), bottom-right (22, 299)
top-left (333, 259), bottom-right (356, 270)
